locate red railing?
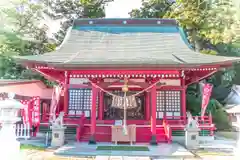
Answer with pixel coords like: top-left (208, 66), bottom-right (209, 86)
top-left (162, 118), bottom-right (172, 143)
top-left (19, 108), bottom-right (39, 137)
top-left (76, 113), bottom-right (86, 142)
top-left (164, 115), bottom-right (214, 125)
top-left (42, 113), bottom-right (84, 123)
top-left (164, 115), bottom-right (215, 136)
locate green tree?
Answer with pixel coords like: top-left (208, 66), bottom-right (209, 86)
top-left (167, 0), bottom-right (239, 54)
top-left (129, 0), bottom-right (173, 18)
top-left (0, 0), bottom-right (55, 79)
top-left (43, 0), bottom-right (112, 43)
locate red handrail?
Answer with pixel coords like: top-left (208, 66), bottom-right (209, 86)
top-left (164, 115), bottom-right (213, 125)
top-left (76, 113), bottom-right (86, 142)
top-left (163, 118), bottom-right (172, 143)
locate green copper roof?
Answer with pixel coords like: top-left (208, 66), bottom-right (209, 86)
top-left (14, 18), bottom-right (240, 68)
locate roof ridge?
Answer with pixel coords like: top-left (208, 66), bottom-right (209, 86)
top-left (73, 18), bottom-right (178, 27)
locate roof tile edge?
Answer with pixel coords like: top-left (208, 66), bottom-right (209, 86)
top-left (73, 18), bottom-right (178, 27)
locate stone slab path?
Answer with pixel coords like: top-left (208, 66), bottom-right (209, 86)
top-left (96, 156), bottom-right (151, 160)
top-left (20, 150), bottom-right (90, 160)
top-left (54, 142), bottom-right (193, 158)
top-left (20, 150), bottom-right (238, 160)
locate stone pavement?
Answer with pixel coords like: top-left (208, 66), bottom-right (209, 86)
top-left (20, 150), bottom-right (95, 160)
top-left (20, 149), bottom-right (238, 160)
top-left (19, 136), bottom-right (238, 160)
top-left (54, 142), bottom-right (193, 158)
top-left (96, 156), bottom-right (201, 160)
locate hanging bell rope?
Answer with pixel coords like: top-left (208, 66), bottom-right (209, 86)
top-left (89, 78), bottom-right (164, 97)
top-left (88, 78), bottom-right (165, 109)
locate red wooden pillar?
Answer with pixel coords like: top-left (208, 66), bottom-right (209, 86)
top-left (89, 85), bottom-right (97, 144)
top-left (42, 102), bottom-right (47, 122)
top-left (181, 76), bottom-right (187, 124)
top-left (150, 84), bottom-right (157, 145)
top-left (64, 71), bottom-right (69, 114)
top-left (98, 90), bottom-right (104, 120)
top-left (182, 87), bottom-right (187, 124)
top-left (145, 91), bottom-right (150, 120)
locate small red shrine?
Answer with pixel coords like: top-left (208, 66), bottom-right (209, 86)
top-left (14, 18), bottom-right (240, 145)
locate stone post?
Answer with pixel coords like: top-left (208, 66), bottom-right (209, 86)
top-left (234, 114), bottom-right (240, 157)
top-left (50, 112), bottom-right (66, 147)
top-left (50, 126), bottom-right (66, 147)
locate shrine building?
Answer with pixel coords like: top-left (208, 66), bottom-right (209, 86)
top-left (14, 18), bottom-right (240, 145)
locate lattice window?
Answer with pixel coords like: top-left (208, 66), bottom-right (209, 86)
top-left (68, 88), bottom-right (98, 118)
top-left (156, 90), bottom-right (181, 119)
top-left (156, 91), bottom-right (165, 119)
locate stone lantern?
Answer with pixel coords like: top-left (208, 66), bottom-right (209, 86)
top-left (0, 93), bottom-right (24, 160)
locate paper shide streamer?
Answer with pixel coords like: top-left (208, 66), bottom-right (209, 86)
top-left (111, 95), bottom-right (137, 109)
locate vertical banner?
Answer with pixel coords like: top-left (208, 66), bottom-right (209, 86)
top-left (201, 83), bottom-right (213, 119)
top-left (32, 97), bottom-right (40, 126)
top-left (20, 100), bottom-right (32, 126)
top-left (49, 85), bottom-right (62, 122)
top-left (20, 100), bottom-right (29, 124)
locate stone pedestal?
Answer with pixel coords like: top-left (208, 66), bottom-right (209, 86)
top-left (234, 115), bottom-right (240, 157)
top-left (0, 124), bottom-right (21, 160)
top-left (185, 126), bottom-right (200, 149)
top-left (50, 126), bottom-right (66, 147)
top-left (150, 135), bottom-right (158, 145)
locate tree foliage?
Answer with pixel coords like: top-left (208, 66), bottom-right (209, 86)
top-left (129, 0), bottom-right (173, 18)
top-left (0, 0), bottom-right (54, 80)
top-left (43, 0), bottom-right (112, 44)
top-left (168, 0), bottom-right (240, 54)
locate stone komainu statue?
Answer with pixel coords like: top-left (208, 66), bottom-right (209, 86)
top-left (52, 111), bottom-right (64, 127)
top-left (187, 111), bottom-right (193, 125)
top-left (186, 111), bottom-right (199, 128)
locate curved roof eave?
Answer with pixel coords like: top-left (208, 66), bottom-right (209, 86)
top-left (13, 18), bottom-right (240, 69)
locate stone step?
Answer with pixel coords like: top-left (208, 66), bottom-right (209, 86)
top-left (65, 134), bottom-right (76, 140)
top-left (39, 125), bottom-right (77, 134)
